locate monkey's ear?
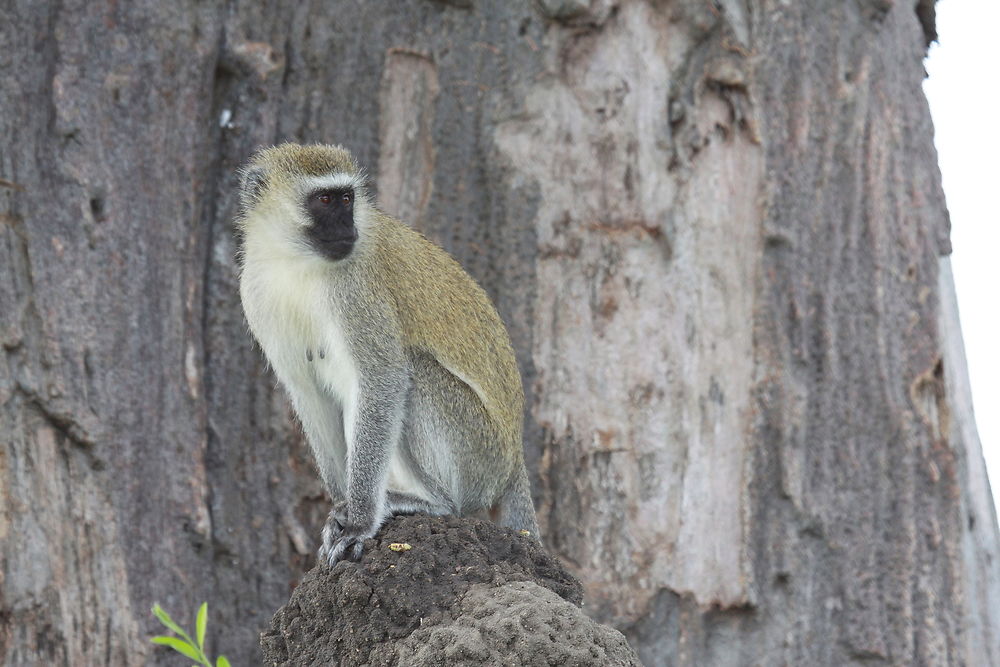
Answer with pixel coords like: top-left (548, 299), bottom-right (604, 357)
top-left (238, 166), bottom-right (267, 212)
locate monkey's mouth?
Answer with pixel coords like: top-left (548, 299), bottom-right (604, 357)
top-left (314, 236), bottom-right (355, 247)
top-left (308, 231), bottom-right (357, 260)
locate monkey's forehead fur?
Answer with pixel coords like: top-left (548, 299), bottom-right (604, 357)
top-left (248, 143), bottom-right (362, 179)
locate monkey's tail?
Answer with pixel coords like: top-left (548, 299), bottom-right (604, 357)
top-left (497, 464), bottom-right (541, 542)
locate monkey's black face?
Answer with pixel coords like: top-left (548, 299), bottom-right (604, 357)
top-left (305, 187), bottom-right (357, 260)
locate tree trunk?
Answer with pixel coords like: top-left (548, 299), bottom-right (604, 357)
top-left (1, 1), bottom-right (996, 665)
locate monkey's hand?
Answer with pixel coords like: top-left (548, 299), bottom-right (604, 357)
top-left (317, 501), bottom-right (380, 565)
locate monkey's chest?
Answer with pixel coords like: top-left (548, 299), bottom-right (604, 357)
top-left (240, 267), bottom-right (359, 405)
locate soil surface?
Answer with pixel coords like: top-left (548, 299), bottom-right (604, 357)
top-left (259, 514), bottom-right (640, 666)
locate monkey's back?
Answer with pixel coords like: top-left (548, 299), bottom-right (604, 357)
top-left (372, 213), bottom-right (524, 456)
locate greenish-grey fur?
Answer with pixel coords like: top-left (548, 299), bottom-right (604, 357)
top-left (256, 142), bottom-right (361, 178)
top-left (237, 143), bottom-right (538, 563)
top-left (374, 214), bottom-right (525, 455)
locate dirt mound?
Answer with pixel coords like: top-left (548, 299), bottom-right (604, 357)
top-left (260, 514), bottom-right (640, 666)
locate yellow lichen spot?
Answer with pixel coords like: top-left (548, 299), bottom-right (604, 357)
top-left (518, 530), bottom-right (531, 537)
top-left (389, 542), bottom-right (412, 552)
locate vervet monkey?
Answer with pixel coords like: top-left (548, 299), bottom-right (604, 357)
top-left (236, 143), bottom-right (539, 564)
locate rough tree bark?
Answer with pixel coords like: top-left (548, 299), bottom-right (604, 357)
top-left (1, 0), bottom-right (996, 665)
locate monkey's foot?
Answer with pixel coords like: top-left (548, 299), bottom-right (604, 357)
top-left (318, 502), bottom-right (377, 566)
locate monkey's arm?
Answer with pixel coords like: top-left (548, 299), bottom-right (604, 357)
top-left (320, 372), bottom-right (410, 563)
top-left (320, 301), bottom-right (411, 565)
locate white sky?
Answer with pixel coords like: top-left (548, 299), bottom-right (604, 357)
top-left (923, 1), bottom-right (1000, 506)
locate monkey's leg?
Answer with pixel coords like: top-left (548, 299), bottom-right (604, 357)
top-left (403, 352), bottom-right (512, 513)
top-left (283, 377), bottom-right (348, 498)
top-left (385, 490), bottom-right (452, 516)
top-left (497, 463), bottom-right (541, 540)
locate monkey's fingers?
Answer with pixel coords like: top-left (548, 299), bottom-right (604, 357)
top-left (325, 535), bottom-right (365, 565)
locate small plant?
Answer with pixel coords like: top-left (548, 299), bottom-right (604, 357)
top-left (150, 602), bottom-right (231, 667)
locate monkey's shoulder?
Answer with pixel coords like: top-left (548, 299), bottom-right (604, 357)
top-left (370, 222), bottom-right (502, 345)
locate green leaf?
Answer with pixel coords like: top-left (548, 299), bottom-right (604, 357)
top-left (151, 636), bottom-right (201, 661)
top-left (151, 604), bottom-right (186, 637)
top-left (196, 602), bottom-right (207, 650)
top-left (216, 656), bottom-right (231, 667)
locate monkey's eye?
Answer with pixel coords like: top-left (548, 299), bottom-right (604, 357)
top-left (341, 192), bottom-right (353, 205)
top-left (318, 193), bottom-right (332, 205)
